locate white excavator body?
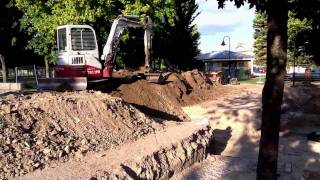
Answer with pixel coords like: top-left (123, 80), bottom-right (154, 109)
top-left (55, 25), bottom-right (102, 78)
top-left (37, 15), bottom-right (164, 90)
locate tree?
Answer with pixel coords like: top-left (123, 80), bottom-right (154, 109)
top-left (0, 0), bottom-right (11, 82)
top-left (216, 0), bottom-right (288, 179)
top-left (120, 0), bottom-right (200, 70)
top-left (167, 0), bottom-right (200, 70)
top-left (253, 11), bottom-right (313, 66)
top-left (113, 0), bottom-right (176, 69)
top-left (287, 12), bottom-right (313, 65)
top-left (0, 0), bottom-right (24, 82)
top-left (0, 54), bottom-right (6, 83)
top-left (253, 12), bottom-right (267, 66)
top-left (257, 1), bottom-right (288, 179)
top-left (292, 0), bottom-right (320, 65)
top-left (15, 0), bottom-right (118, 77)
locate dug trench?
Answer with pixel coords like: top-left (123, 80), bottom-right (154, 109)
top-left (2, 69), bottom-right (269, 180)
top-left (0, 69), bottom-right (227, 179)
top-left (97, 70), bottom-right (232, 122)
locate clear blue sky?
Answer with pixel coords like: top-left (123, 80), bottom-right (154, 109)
top-left (194, 0), bottom-right (255, 53)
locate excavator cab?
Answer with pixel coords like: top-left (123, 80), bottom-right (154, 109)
top-left (38, 25), bottom-right (102, 90)
top-left (55, 25), bottom-right (102, 78)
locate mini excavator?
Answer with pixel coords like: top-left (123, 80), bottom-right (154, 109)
top-left (38, 15), bottom-right (165, 90)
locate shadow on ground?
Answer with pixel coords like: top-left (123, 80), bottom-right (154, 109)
top-left (174, 85), bottom-right (320, 180)
top-left (130, 103), bottom-right (184, 122)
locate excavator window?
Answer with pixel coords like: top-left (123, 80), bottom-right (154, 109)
top-left (58, 28), bottom-right (67, 52)
top-left (71, 28), bottom-right (96, 51)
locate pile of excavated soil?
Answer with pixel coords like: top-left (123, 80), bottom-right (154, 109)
top-left (181, 69), bottom-right (211, 90)
top-left (0, 91), bottom-right (160, 179)
top-left (111, 79), bottom-right (189, 121)
top-left (111, 69), bottom-right (223, 122)
top-left (281, 86), bottom-right (320, 129)
top-left (283, 86), bottom-right (320, 113)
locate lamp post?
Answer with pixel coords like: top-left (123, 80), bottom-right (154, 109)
top-left (221, 36), bottom-right (231, 82)
top-left (292, 41), bottom-right (304, 87)
top-left (293, 52), bottom-right (296, 87)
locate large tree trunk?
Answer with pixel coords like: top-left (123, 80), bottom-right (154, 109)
top-left (257, 0), bottom-right (288, 179)
top-left (0, 54), bottom-right (7, 83)
top-left (44, 57), bottom-right (50, 78)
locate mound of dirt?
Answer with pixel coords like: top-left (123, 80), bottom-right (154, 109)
top-left (111, 69), bottom-right (219, 122)
top-left (0, 91), bottom-right (160, 179)
top-left (111, 79), bottom-right (189, 121)
top-left (283, 86), bottom-right (320, 113)
top-left (281, 86), bottom-right (320, 130)
top-left (181, 69), bottom-right (211, 90)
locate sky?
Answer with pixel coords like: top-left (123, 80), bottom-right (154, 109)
top-left (194, 0), bottom-right (256, 53)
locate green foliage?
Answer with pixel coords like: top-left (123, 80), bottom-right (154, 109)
top-left (253, 11), bottom-right (313, 66)
top-left (216, 0), bottom-right (266, 10)
top-left (291, 0), bottom-right (320, 65)
top-left (224, 0), bottom-right (320, 66)
top-left (118, 0), bottom-right (200, 70)
top-left (15, 0), bottom-right (117, 63)
top-left (0, 0), bottom-right (38, 67)
top-left (114, 0), bottom-right (177, 69)
top-left (253, 11), bottom-right (267, 66)
top-left (288, 12), bottom-right (313, 65)
top-left (14, 0), bottom-right (199, 69)
top-left (166, 0), bottom-right (200, 70)
top-left (0, 0), bottom-right (20, 55)
top-left (118, 28), bottom-right (145, 69)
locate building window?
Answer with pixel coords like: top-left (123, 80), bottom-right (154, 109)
top-left (222, 62), bottom-right (229, 67)
top-left (238, 62), bottom-right (244, 67)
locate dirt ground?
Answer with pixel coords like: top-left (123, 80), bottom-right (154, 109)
top-left (173, 84), bottom-right (320, 180)
top-left (110, 70), bottom-right (247, 122)
top-left (0, 91), bottom-right (161, 179)
top-left (0, 70), bottom-right (229, 179)
top-left (2, 70), bottom-right (319, 180)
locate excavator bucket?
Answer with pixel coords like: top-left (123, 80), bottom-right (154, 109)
top-left (145, 72), bottom-right (171, 84)
top-left (37, 77), bottom-right (87, 91)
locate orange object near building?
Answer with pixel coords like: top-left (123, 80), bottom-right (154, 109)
top-left (304, 67), bottom-right (311, 84)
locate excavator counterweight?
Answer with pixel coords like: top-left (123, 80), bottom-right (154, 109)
top-left (38, 77), bottom-right (87, 90)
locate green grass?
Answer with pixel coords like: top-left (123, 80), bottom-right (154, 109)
top-left (240, 77), bottom-right (266, 84)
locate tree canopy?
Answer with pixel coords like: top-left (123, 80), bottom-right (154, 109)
top-left (115, 0), bottom-right (200, 70)
top-left (15, 0), bottom-right (119, 63)
top-left (0, 0), bottom-right (24, 63)
top-left (291, 0), bottom-right (320, 65)
top-left (253, 11), bottom-right (313, 66)
top-left (13, 0), bottom-right (199, 70)
top-left (253, 11), bottom-right (267, 66)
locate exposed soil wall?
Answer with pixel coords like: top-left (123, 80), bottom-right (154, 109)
top-left (93, 126), bottom-right (214, 180)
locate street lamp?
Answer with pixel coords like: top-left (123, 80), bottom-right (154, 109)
top-left (221, 36), bottom-right (231, 82)
top-left (292, 41), bottom-right (304, 87)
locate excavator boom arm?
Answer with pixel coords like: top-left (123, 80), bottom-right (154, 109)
top-left (101, 15), bottom-right (153, 73)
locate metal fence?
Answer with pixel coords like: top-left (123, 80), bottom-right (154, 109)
top-left (285, 72), bottom-right (320, 82)
top-left (0, 65), bottom-right (54, 88)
